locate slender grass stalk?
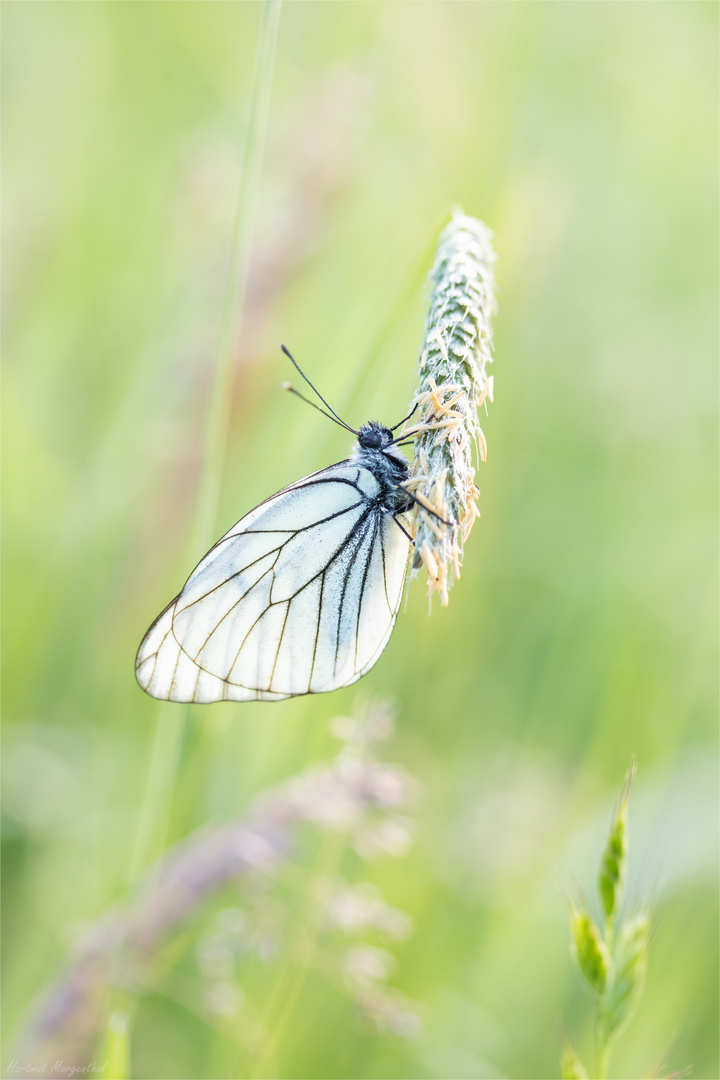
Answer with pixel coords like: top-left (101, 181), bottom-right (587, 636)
top-left (128, 700), bottom-right (187, 880)
top-left (104, 1010), bottom-right (131, 1080)
top-left (129, 0), bottom-right (282, 881)
top-left (192, 0), bottom-right (281, 558)
top-left (595, 1043), bottom-right (611, 1080)
top-left (247, 828), bottom-right (346, 1079)
top-left (406, 212), bottom-right (497, 605)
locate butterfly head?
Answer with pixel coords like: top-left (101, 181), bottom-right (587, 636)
top-left (357, 421), bottom-right (394, 451)
top-left (353, 421), bottom-right (410, 497)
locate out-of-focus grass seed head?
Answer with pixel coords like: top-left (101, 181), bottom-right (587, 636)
top-left (563, 762), bottom-right (654, 1078)
top-left (598, 759), bottom-right (635, 925)
top-left (559, 1033), bottom-right (590, 1080)
top-left (569, 903), bottom-right (611, 995)
top-left (599, 912), bottom-right (651, 1042)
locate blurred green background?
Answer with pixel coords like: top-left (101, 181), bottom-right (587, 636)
top-left (3, 2), bottom-right (718, 1078)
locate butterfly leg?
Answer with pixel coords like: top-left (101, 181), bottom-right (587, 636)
top-left (391, 514), bottom-right (415, 546)
top-left (398, 486), bottom-right (450, 526)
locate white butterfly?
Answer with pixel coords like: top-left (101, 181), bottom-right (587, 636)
top-left (136, 353), bottom-right (420, 703)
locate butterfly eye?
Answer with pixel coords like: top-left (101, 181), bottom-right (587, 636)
top-left (361, 429), bottom-right (383, 449)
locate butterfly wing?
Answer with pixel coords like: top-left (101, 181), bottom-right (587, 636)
top-left (135, 463), bottom-right (411, 703)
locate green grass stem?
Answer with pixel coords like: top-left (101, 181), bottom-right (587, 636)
top-left (192, 0), bottom-right (282, 558)
top-left (129, 0), bottom-right (282, 881)
top-left (246, 828), bottom-right (346, 1079)
top-left (105, 1010), bottom-right (131, 1080)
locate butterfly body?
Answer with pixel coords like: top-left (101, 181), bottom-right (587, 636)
top-left (351, 421), bottom-right (413, 512)
top-left (136, 422), bottom-right (413, 704)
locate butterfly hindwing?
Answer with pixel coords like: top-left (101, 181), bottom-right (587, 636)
top-left (135, 463), bottom-right (411, 703)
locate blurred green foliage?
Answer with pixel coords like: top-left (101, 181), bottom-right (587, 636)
top-left (3, 3), bottom-right (718, 1078)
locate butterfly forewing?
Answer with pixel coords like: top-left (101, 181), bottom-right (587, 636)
top-left (135, 463), bottom-right (410, 703)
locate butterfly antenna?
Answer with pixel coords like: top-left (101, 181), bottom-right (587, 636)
top-left (281, 345), bottom-right (358, 435)
top-left (389, 428), bottom-right (423, 446)
top-left (282, 383), bottom-right (356, 434)
top-left (390, 402), bottom-right (419, 432)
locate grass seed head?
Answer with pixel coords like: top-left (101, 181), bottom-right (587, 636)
top-left (598, 759), bottom-right (636, 925)
top-left (569, 903), bottom-right (611, 995)
top-left (559, 1033), bottom-right (589, 1080)
top-left (407, 212), bottom-right (497, 605)
top-left (599, 911), bottom-right (650, 1040)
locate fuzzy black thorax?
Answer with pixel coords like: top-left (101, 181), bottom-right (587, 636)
top-left (352, 422), bottom-right (412, 514)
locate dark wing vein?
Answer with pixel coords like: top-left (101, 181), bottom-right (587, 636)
top-left (308, 570), bottom-right (327, 693)
top-left (269, 600), bottom-right (293, 690)
top-left (177, 498), bottom-right (365, 613)
top-left (245, 495), bottom-right (364, 535)
top-left (216, 506), bottom-right (372, 688)
top-left (186, 561), bottom-right (279, 660)
top-left (380, 518), bottom-right (390, 610)
top-left (333, 510), bottom-right (377, 679)
top-left (354, 511), bottom-right (381, 670)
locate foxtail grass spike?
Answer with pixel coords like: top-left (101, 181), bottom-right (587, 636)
top-left (407, 212), bottom-right (497, 605)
